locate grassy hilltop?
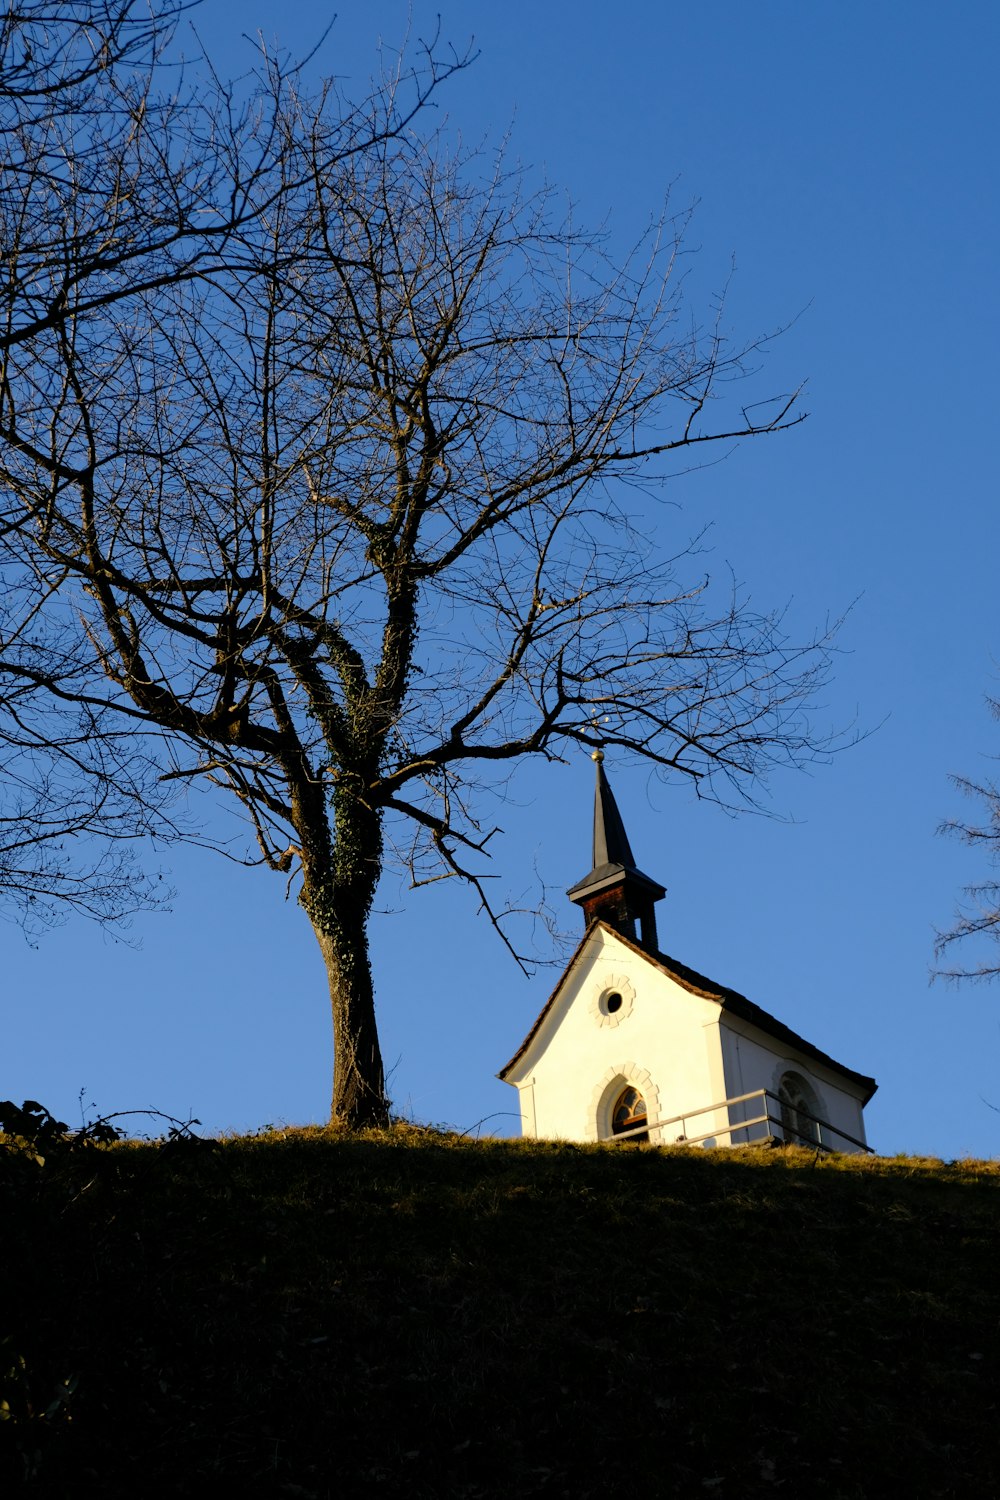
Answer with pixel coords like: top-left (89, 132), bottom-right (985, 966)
top-left (3, 1126), bottom-right (999, 1497)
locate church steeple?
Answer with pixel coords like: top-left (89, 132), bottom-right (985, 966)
top-left (566, 751), bottom-right (665, 951)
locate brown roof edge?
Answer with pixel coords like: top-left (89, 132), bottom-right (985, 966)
top-left (498, 920), bottom-right (878, 1104)
top-left (649, 943), bottom-right (878, 1103)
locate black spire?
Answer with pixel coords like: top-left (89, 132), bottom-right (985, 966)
top-left (566, 751), bottom-right (665, 951)
top-left (592, 755), bottom-right (636, 869)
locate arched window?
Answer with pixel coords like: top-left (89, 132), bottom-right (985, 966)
top-left (611, 1085), bottom-right (648, 1143)
top-left (778, 1073), bottom-right (821, 1146)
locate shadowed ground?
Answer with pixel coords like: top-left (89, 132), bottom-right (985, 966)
top-left (2, 1127), bottom-right (998, 1496)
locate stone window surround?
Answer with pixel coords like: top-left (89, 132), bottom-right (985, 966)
top-left (589, 973), bottom-right (636, 1029)
top-left (586, 1063), bottom-right (661, 1143)
top-left (773, 1065), bottom-right (825, 1145)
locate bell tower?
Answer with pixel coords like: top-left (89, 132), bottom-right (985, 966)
top-left (566, 751), bottom-right (665, 952)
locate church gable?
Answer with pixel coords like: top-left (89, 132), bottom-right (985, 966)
top-left (500, 755), bottom-right (876, 1152)
top-left (501, 922), bottom-right (725, 1143)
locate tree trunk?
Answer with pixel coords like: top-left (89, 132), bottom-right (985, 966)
top-left (298, 776), bottom-right (390, 1129)
top-left (313, 908), bottom-right (388, 1128)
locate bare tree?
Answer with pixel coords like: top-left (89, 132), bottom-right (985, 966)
top-left (935, 696), bottom-right (1000, 982)
top-left (0, 25), bottom-right (840, 1124)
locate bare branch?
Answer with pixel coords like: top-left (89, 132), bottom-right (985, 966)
top-left (0, 17), bottom-right (838, 1118)
top-left (934, 695), bottom-right (1000, 983)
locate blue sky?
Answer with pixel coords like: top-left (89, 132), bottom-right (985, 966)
top-left (5, 1), bottom-right (1000, 1158)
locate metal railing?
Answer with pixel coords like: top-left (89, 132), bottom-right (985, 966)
top-left (605, 1087), bottom-right (873, 1153)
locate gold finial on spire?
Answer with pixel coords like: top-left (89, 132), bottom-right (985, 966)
top-left (591, 748), bottom-right (604, 763)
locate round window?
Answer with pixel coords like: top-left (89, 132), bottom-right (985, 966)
top-left (592, 976), bottom-right (634, 1027)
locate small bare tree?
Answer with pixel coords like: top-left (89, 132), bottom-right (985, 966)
top-left (1, 20), bottom-right (839, 1124)
top-left (935, 697), bottom-right (1000, 982)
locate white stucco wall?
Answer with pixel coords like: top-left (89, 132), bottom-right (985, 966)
top-left (505, 926), bottom-right (872, 1152)
top-left (506, 927), bottom-right (732, 1144)
top-left (718, 1019), bottom-right (869, 1152)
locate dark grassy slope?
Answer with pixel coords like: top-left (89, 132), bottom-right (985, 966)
top-left (3, 1130), bottom-right (999, 1498)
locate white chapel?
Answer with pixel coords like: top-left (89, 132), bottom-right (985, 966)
top-left (499, 754), bottom-right (876, 1152)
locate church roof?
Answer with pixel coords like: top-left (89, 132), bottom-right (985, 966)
top-left (498, 919), bottom-right (878, 1103)
top-left (566, 754), bottom-right (665, 904)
